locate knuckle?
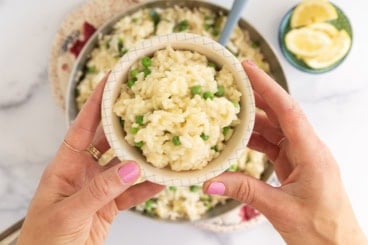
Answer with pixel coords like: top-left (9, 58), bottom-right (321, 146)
top-left (88, 175), bottom-right (111, 202)
top-left (284, 101), bottom-right (305, 125)
top-left (233, 177), bottom-right (256, 205)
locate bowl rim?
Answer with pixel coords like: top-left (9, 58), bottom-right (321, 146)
top-left (101, 32), bottom-right (255, 186)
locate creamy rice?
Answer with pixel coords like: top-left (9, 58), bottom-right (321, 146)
top-left (75, 5), bottom-right (269, 221)
top-left (76, 6), bottom-right (269, 109)
top-left (135, 148), bottom-right (266, 221)
top-left (113, 47), bottom-right (240, 171)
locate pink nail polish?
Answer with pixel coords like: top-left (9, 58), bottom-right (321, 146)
top-left (206, 182), bottom-right (225, 195)
top-left (118, 162), bottom-right (139, 183)
top-left (246, 59), bottom-right (257, 67)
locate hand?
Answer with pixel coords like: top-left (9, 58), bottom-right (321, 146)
top-left (204, 61), bottom-right (367, 244)
top-left (18, 74), bottom-right (163, 244)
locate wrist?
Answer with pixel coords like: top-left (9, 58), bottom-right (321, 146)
top-left (311, 213), bottom-right (367, 245)
top-left (279, 208), bottom-right (367, 245)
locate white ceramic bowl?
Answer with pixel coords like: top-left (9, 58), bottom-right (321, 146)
top-left (101, 33), bottom-right (255, 186)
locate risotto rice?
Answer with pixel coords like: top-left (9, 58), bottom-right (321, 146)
top-left (113, 47), bottom-right (241, 171)
top-left (136, 148), bottom-right (266, 221)
top-left (75, 5), bottom-right (269, 221)
top-left (76, 6), bottom-right (269, 109)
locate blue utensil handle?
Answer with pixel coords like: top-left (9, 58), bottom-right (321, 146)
top-left (219, 0), bottom-right (248, 46)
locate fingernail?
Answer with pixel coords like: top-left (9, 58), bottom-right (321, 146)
top-left (118, 162), bottom-right (139, 183)
top-left (206, 182), bottom-right (225, 195)
top-left (245, 59), bottom-right (257, 67)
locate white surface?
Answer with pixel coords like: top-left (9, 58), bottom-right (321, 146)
top-left (0, 0), bottom-right (367, 244)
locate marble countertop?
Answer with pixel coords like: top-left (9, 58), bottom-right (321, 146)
top-left (0, 0), bottom-right (367, 244)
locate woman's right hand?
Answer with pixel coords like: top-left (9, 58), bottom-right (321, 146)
top-left (204, 60), bottom-right (367, 244)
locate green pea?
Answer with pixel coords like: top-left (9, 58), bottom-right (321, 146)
top-left (200, 133), bottom-right (209, 141)
top-left (135, 141), bottom-right (144, 148)
top-left (211, 145), bottom-right (218, 152)
top-left (143, 67), bottom-right (151, 77)
top-left (214, 16), bottom-right (223, 29)
top-left (130, 69), bottom-right (139, 78)
top-left (168, 186), bottom-right (177, 192)
top-left (135, 115), bottom-right (144, 125)
top-left (119, 118), bottom-right (125, 127)
top-left (251, 41), bottom-right (260, 49)
top-left (200, 195), bottom-right (211, 201)
top-left (223, 126), bottom-right (230, 136)
top-left (172, 136), bottom-right (181, 146)
top-left (204, 16), bottom-right (212, 21)
top-left (203, 15), bottom-right (221, 37)
top-left (191, 85), bottom-right (202, 96)
top-left (211, 29), bottom-right (220, 37)
top-left (127, 79), bottom-right (136, 88)
top-left (141, 56), bottom-right (152, 67)
top-left (119, 48), bottom-right (128, 57)
top-left (118, 38), bottom-right (124, 51)
top-left (232, 100), bottom-right (240, 108)
top-left (130, 127), bottom-right (139, 135)
top-left (173, 20), bottom-right (189, 32)
top-left (190, 185), bottom-right (200, 192)
top-left (208, 62), bottom-right (217, 69)
top-left (227, 164), bottom-right (238, 172)
top-left (86, 66), bottom-right (97, 74)
top-left (203, 201), bottom-right (213, 208)
top-left (144, 199), bottom-right (155, 211)
top-left (132, 17), bottom-right (138, 23)
top-left (215, 85), bottom-right (225, 97)
top-left (150, 9), bottom-right (161, 27)
top-left (203, 91), bottom-right (214, 100)
top-left (204, 23), bottom-right (212, 30)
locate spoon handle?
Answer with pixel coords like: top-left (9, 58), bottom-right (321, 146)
top-left (218, 0), bottom-right (248, 46)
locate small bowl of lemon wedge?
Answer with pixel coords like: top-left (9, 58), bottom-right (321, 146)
top-left (279, 0), bottom-right (352, 73)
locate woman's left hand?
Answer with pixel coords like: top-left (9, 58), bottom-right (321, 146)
top-left (18, 74), bottom-right (163, 244)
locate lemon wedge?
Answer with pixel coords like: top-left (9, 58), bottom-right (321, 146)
top-left (291, 0), bottom-right (338, 28)
top-left (303, 30), bottom-right (351, 69)
top-left (307, 22), bottom-right (339, 37)
top-left (285, 27), bottom-right (332, 57)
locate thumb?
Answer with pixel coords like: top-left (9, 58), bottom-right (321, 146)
top-left (66, 161), bottom-right (140, 218)
top-left (203, 172), bottom-right (285, 217)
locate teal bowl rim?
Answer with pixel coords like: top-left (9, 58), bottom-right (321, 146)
top-left (278, 3), bottom-right (353, 74)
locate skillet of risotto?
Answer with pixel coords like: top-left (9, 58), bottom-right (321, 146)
top-left (71, 3), bottom-right (282, 221)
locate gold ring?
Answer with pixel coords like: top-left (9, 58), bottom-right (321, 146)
top-left (277, 137), bottom-right (287, 147)
top-left (86, 144), bottom-right (102, 161)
